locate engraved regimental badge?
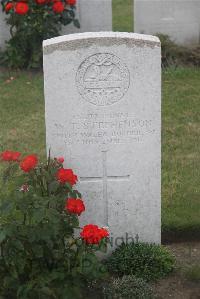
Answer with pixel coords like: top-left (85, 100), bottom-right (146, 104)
top-left (76, 53), bottom-right (130, 106)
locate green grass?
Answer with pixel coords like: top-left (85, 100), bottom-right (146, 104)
top-left (0, 71), bottom-right (45, 157)
top-left (184, 265), bottom-right (200, 282)
top-left (162, 68), bottom-right (200, 232)
top-left (0, 67), bottom-right (200, 234)
top-left (112, 0), bottom-right (133, 32)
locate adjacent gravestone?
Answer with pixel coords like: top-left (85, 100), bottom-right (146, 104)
top-left (134, 0), bottom-right (200, 46)
top-left (0, 7), bottom-right (10, 50)
top-left (43, 32), bottom-right (161, 250)
top-left (62, 0), bottom-right (112, 34)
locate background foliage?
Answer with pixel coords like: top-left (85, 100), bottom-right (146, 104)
top-left (0, 0), bottom-right (79, 68)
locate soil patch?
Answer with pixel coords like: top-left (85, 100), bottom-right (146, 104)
top-left (162, 230), bottom-right (200, 244)
top-left (153, 242), bottom-right (200, 299)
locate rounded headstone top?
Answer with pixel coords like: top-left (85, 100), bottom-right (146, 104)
top-left (43, 32), bottom-right (161, 54)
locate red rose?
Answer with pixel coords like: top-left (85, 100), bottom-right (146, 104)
top-left (20, 154), bottom-right (38, 172)
top-left (1, 150), bottom-right (21, 162)
top-left (65, 198), bottom-right (85, 216)
top-left (99, 227), bottom-right (109, 238)
top-left (5, 2), bottom-right (14, 12)
top-left (15, 2), bottom-right (29, 14)
top-left (57, 156), bottom-right (64, 164)
top-left (52, 1), bottom-right (64, 13)
top-left (1, 150), bottom-right (13, 161)
top-left (36, 0), bottom-right (47, 4)
top-left (80, 224), bottom-right (109, 245)
top-left (67, 0), bottom-right (76, 5)
top-left (56, 168), bottom-right (78, 185)
top-left (11, 151), bottom-right (21, 161)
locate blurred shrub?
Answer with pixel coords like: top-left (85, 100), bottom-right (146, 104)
top-left (105, 242), bottom-right (175, 281)
top-left (156, 34), bottom-right (200, 68)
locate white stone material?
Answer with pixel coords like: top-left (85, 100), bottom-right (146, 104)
top-left (43, 32), bottom-right (161, 251)
top-left (0, 8), bottom-right (10, 50)
top-left (62, 0), bottom-right (112, 34)
top-left (0, 0), bottom-right (112, 50)
top-left (134, 0), bottom-right (200, 46)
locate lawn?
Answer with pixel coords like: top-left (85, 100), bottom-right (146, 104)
top-left (162, 68), bottom-right (200, 233)
top-left (0, 67), bottom-right (200, 234)
top-left (112, 0), bottom-right (133, 32)
top-left (0, 72), bottom-right (45, 157)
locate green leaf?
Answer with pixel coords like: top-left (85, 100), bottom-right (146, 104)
top-left (49, 181), bottom-right (60, 193)
top-left (65, 182), bottom-right (73, 191)
top-left (32, 244), bottom-right (44, 258)
top-left (14, 239), bottom-right (24, 251)
top-left (0, 200), bottom-right (13, 214)
top-left (0, 231), bottom-right (6, 243)
top-left (73, 19), bottom-right (80, 28)
top-left (41, 287), bottom-right (56, 297)
top-left (34, 209), bottom-right (46, 222)
top-left (68, 10), bottom-right (75, 18)
top-left (99, 239), bottom-right (108, 253)
top-left (45, 208), bottom-right (61, 224)
top-left (61, 10), bottom-right (72, 26)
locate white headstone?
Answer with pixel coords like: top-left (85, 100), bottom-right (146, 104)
top-left (134, 0), bottom-right (200, 46)
top-left (0, 0), bottom-right (112, 50)
top-left (0, 8), bottom-right (10, 50)
top-left (43, 32), bottom-right (161, 250)
top-left (62, 0), bottom-right (112, 34)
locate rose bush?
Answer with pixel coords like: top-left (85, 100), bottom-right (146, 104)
top-left (0, 0), bottom-right (79, 68)
top-left (0, 150), bottom-right (109, 298)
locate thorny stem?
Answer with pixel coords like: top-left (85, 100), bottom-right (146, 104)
top-left (23, 213), bottom-right (27, 225)
top-left (38, 168), bottom-right (46, 197)
top-left (47, 148), bottom-right (51, 170)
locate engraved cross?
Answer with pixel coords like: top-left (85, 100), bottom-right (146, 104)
top-left (80, 151), bottom-right (130, 226)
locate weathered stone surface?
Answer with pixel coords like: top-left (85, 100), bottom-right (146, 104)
top-left (43, 32), bottom-right (161, 251)
top-left (134, 0), bottom-right (200, 46)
